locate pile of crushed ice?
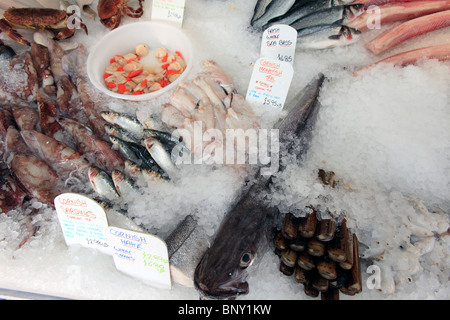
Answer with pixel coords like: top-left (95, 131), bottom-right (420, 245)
top-left (0, 0), bottom-right (449, 300)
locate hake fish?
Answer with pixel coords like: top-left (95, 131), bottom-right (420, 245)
top-left (194, 74), bottom-right (325, 299)
top-left (166, 215), bottom-right (212, 288)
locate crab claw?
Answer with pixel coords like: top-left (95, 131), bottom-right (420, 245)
top-left (0, 19), bottom-right (30, 46)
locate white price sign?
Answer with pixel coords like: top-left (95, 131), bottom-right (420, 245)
top-left (246, 58), bottom-right (294, 109)
top-left (55, 193), bottom-right (110, 255)
top-left (108, 227), bottom-right (171, 290)
top-left (261, 24), bottom-right (298, 65)
top-left (151, 0), bottom-right (186, 27)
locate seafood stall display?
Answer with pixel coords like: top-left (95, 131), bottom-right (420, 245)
top-left (0, 0), bottom-right (449, 301)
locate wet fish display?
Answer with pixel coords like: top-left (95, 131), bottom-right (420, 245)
top-left (0, 0), bottom-right (449, 302)
top-left (194, 74), bottom-right (325, 299)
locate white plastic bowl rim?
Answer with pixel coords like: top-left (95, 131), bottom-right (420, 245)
top-left (87, 21), bottom-right (194, 101)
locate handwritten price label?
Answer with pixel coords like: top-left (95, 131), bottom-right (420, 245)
top-left (261, 25), bottom-right (298, 65)
top-left (246, 58), bottom-right (294, 109)
top-left (151, 0), bottom-right (186, 27)
top-left (108, 227), bottom-right (171, 289)
top-left (55, 193), bottom-right (110, 255)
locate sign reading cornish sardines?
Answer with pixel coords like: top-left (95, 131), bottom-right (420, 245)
top-left (55, 193), bottom-right (111, 255)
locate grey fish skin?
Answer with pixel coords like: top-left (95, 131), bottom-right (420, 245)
top-left (143, 129), bottom-right (180, 147)
top-left (100, 111), bottom-right (144, 139)
top-left (194, 75), bottom-right (325, 300)
top-left (251, 0), bottom-right (297, 29)
top-left (290, 4), bottom-right (363, 31)
top-left (105, 123), bottom-right (140, 144)
top-left (109, 135), bottom-right (142, 165)
top-left (251, 0), bottom-right (273, 25)
top-left (297, 24), bottom-right (361, 50)
top-left (266, 0), bottom-right (354, 29)
top-left (165, 215), bottom-right (198, 258)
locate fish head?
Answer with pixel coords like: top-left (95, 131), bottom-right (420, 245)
top-left (194, 239), bottom-right (258, 300)
top-left (194, 199), bottom-right (275, 300)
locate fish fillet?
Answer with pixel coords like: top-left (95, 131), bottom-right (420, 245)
top-left (365, 10), bottom-right (450, 55)
top-left (348, 1), bottom-right (450, 32)
top-left (354, 43), bottom-right (450, 76)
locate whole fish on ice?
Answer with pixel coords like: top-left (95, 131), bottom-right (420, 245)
top-left (297, 24), bottom-right (361, 50)
top-left (194, 74), bottom-right (325, 299)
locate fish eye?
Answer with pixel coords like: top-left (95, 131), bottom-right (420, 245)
top-left (240, 253), bottom-right (253, 268)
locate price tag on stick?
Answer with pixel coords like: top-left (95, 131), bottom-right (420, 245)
top-left (151, 0), bottom-right (186, 27)
top-left (108, 227), bottom-right (171, 290)
top-left (246, 58), bottom-right (294, 109)
top-left (261, 24), bottom-right (298, 64)
top-left (55, 193), bottom-right (111, 255)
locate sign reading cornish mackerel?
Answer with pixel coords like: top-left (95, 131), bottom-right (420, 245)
top-left (246, 58), bottom-right (294, 109)
top-left (55, 193), bottom-right (110, 255)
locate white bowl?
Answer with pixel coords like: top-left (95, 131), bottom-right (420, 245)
top-left (87, 21), bottom-right (193, 101)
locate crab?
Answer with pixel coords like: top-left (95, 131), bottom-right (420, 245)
top-left (0, 7), bottom-right (88, 46)
top-left (98, 0), bottom-right (145, 30)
